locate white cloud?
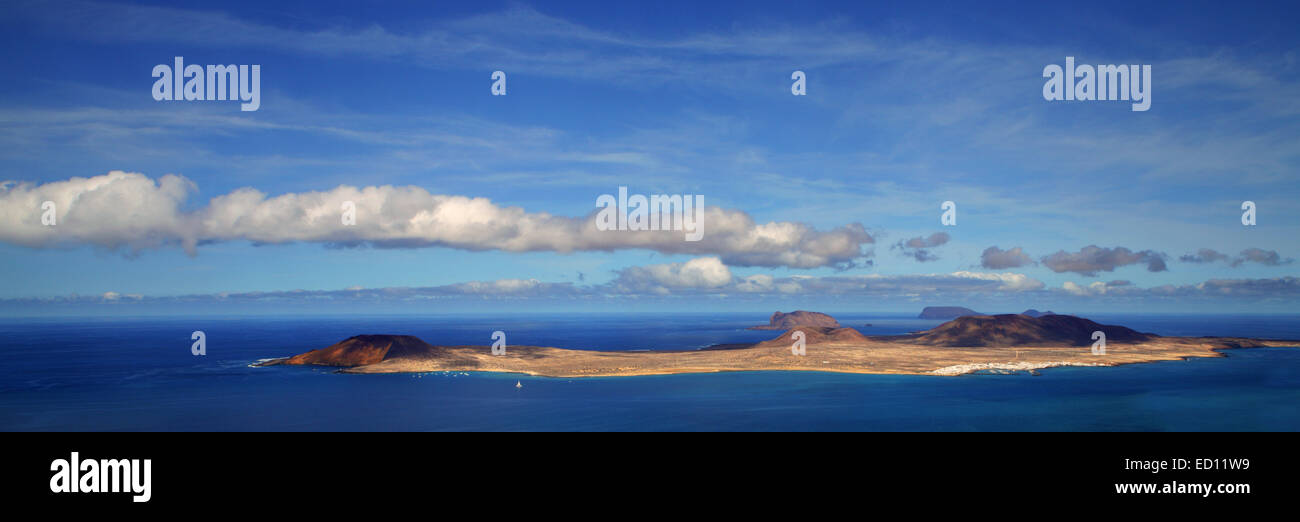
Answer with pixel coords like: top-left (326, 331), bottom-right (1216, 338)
top-left (736, 274), bottom-right (774, 293)
top-left (612, 257), bottom-right (734, 293)
top-left (1063, 280), bottom-right (1126, 296)
top-left (950, 271), bottom-right (1045, 292)
top-left (0, 172), bottom-right (873, 268)
top-left (0, 171), bottom-right (197, 253)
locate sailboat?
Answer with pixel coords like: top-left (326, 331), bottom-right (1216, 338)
top-left (515, 381), bottom-right (522, 389)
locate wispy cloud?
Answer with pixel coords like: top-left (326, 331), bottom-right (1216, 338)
top-left (14, 259), bottom-right (1299, 306)
top-left (1180, 247), bottom-right (1294, 267)
top-left (892, 232), bottom-right (949, 262)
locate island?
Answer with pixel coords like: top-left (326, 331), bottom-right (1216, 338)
top-left (748, 310), bottom-right (841, 330)
top-left (255, 314), bottom-right (1297, 377)
top-left (918, 306), bottom-right (981, 319)
top-left (1021, 309), bottom-right (1056, 317)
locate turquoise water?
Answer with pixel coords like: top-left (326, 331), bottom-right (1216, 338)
top-left (0, 314), bottom-right (1297, 431)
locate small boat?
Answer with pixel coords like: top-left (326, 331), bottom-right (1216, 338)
top-left (515, 381), bottom-right (522, 389)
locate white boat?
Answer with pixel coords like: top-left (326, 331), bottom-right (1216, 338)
top-left (515, 381), bottom-right (522, 389)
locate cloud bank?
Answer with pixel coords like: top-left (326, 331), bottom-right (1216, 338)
top-left (14, 260), bottom-right (1299, 306)
top-left (10, 263), bottom-right (1048, 304)
top-left (0, 172), bottom-right (874, 269)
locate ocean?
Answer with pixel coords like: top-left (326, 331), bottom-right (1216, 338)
top-left (1, 313), bottom-right (1298, 431)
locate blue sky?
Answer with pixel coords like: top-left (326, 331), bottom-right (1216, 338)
top-left (1, 0), bottom-right (1298, 314)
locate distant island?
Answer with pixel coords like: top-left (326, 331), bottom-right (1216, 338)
top-left (918, 306), bottom-right (981, 319)
top-left (748, 310), bottom-right (840, 330)
top-left (257, 313), bottom-right (1296, 377)
top-left (920, 306), bottom-right (1056, 319)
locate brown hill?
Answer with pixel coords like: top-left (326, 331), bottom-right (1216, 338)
top-left (749, 310), bottom-right (841, 330)
top-left (756, 326), bottom-right (869, 346)
top-left (277, 334), bottom-right (441, 366)
top-left (906, 314), bottom-right (1156, 347)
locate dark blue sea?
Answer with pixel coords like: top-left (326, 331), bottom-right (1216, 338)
top-left (1, 313), bottom-right (1298, 431)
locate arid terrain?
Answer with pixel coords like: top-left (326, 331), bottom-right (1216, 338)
top-left (256, 314), bottom-right (1299, 377)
